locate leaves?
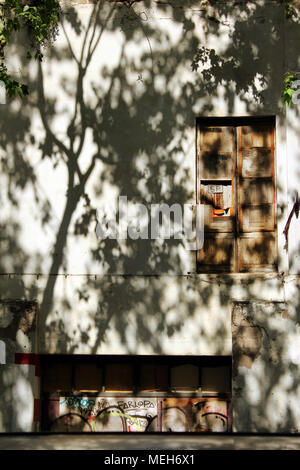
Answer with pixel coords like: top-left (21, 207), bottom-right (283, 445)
top-left (282, 71), bottom-right (299, 106)
top-left (191, 8), bottom-right (299, 107)
top-left (0, 65), bottom-right (29, 98)
top-left (0, 0), bottom-right (61, 99)
top-left (284, 0), bottom-right (297, 19)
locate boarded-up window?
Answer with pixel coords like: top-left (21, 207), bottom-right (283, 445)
top-left (139, 364), bottom-right (168, 391)
top-left (170, 364), bottom-right (199, 391)
top-left (42, 363), bottom-right (72, 392)
top-left (74, 364), bottom-right (103, 392)
top-left (201, 366), bottom-right (231, 393)
top-left (40, 357), bottom-right (231, 396)
top-left (197, 117), bottom-right (277, 273)
top-left (105, 363), bottom-right (134, 392)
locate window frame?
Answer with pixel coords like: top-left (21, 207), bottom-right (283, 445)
top-left (196, 116), bottom-right (277, 274)
top-left (40, 354), bottom-right (232, 398)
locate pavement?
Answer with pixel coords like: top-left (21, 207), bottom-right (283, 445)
top-left (0, 433), bottom-right (300, 450)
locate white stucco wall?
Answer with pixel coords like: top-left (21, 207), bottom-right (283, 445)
top-left (0, 0), bottom-right (299, 352)
top-left (0, 0), bottom-right (300, 433)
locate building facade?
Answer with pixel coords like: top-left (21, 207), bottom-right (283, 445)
top-left (0, 0), bottom-right (300, 433)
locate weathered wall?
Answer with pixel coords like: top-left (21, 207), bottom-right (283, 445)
top-left (0, 301), bottom-right (40, 431)
top-left (285, 9), bottom-right (300, 273)
top-left (0, 272), bottom-right (286, 356)
top-left (0, 0), bottom-right (297, 351)
top-left (0, 0), bottom-right (300, 433)
top-left (232, 299), bottom-right (300, 432)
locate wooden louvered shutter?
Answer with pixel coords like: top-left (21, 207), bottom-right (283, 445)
top-left (237, 123), bottom-right (277, 271)
top-left (197, 118), bottom-right (277, 273)
top-left (197, 126), bottom-right (236, 272)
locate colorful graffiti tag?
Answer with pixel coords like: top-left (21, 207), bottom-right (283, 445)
top-left (46, 396), bottom-right (230, 433)
top-left (51, 397), bottom-right (158, 432)
top-left (162, 398), bottom-right (228, 432)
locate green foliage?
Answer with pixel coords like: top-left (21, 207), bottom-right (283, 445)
top-left (0, 0), bottom-right (61, 99)
top-left (282, 71), bottom-right (298, 106)
top-left (284, 0), bottom-right (297, 19)
top-left (0, 65), bottom-right (28, 98)
top-left (282, 0), bottom-right (300, 107)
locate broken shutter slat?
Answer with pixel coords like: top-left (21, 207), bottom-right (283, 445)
top-left (201, 182), bottom-right (234, 232)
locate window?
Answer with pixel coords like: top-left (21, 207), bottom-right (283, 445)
top-left (40, 355), bottom-right (232, 433)
top-left (197, 116), bottom-right (277, 273)
top-left (41, 355), bottom-right (231, 395)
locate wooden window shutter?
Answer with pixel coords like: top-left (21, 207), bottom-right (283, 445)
top-left (105, 363), bottom-right (134, 391)
top-left (139, 364), bottom-right (168, 391)
top-left (197, 126), bottom-right (236, 272)
top-left (238, 123), bottom-right (277, 271)
top-left (42, 363), bottom-right (72, 392)
top-left (197, 118), bottom-right (277, 273)
top-left (74, 363), bottom-right (103, 392)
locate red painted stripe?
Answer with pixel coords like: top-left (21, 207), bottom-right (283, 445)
top-left (14, 353), bottom-right (40, 376)
top-left (15, 353), bottom-right (37, 365)
top-left (34, 398), bottom-right (40, 422)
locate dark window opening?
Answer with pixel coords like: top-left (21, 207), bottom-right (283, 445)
top-left (40, 355), bottom-right (232, 433)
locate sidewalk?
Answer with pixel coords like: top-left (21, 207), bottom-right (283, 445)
top-left (0, 433), bottom-right (300, 450)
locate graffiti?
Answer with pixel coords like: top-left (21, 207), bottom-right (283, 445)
top-left (48, 396), bottom-right (230, 433)
top-left (59, 397), bottom-right (96, 411)
top-left (55, 397), bottom-right (158, 432)
top-left (162, 398), bottom-right (229, 433)
top-left (50, 413), bottom-right (92, 432)
top-left (92, 409), bottom-right (155, 432)
top-left (59, 397), bottom-right (155, 411)
top-left (161, 406), bottom-right (188, 432)
top-left (106, 411), bottom-right (142, 432)
top-left (91, 405), bottom-right (155, 432)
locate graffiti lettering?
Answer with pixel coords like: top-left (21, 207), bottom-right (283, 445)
top-left (52, 396), bottom-right (230, 433)
top-left (109, 412), bottom-right (142, 432)
top-left (117, 400), bottom-right (155, 409)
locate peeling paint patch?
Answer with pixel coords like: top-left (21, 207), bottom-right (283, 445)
top-left (234, 325), bottom-right (263, 370)
top-left (232, 304), bottom-right (264, 371)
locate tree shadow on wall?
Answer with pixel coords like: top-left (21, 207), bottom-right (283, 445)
top-left (0, 0), bottom-right (300, 432)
